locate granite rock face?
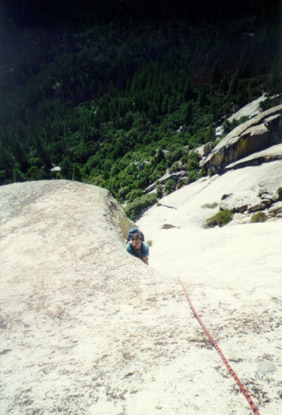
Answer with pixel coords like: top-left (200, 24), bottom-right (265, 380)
top-left (1, 166), bottom-right (282, 414)
top-left (1, 180), bottom-right (239, 415)
top-left (138, 160), bottom-right (282, 415)
top-left (203, 105), bottom-right (282, 173)
top-left (224, 143), bottom-right (282, 171)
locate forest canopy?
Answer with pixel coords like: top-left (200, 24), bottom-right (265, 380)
top-left (0, 1), bottom-right (281, 218)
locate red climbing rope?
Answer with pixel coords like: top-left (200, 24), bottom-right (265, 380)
top-left (178, 277), bottom-right (260, 415)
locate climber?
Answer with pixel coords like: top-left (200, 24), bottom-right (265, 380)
top-left (126, 228), bottom-right (149, 265)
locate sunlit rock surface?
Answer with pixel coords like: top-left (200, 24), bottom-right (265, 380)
top-left (1, 176), bottom-right (282, 415)
top-left (138, 160), bottom-right (282, 415)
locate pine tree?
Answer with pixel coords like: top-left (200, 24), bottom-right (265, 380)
top-left (13, 168), bottom-right (26, 183)
top-left (72, 163), bottom-right (82, 181)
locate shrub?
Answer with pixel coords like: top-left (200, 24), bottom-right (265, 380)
top-left (164, 179), bottom-right (177, 194)
top-left (186, 170), bottom-right (199, 184)
top-left (259, 96), bottom-right (282, 111)
top-left (72, 163), bottom-right (82, 181)
top-left (27, 166), bottom-right (46, 180)
top-left (167, 148), bottom-right (183, 163)
top-left (13, 168), bottom-right (26, 183)
top-left (250, 212), bottom-right (267, 223)
top-left (169, 161), bottom-right (181, 173)
top-left (125, 193), bottom-right (158, 220)
top-left (154, 149), bottom-right (165, 163)
top-left (176, 181), bottom-right (184, 190)
top-left (277, 187), bottom-right (282, 201)
top-left (126, 188), bottom-right (143, 202)
top-left (203, 209), bottom-right (233, 228)
top-left (223, 116), bottom-right (248, 134)
top-left (118, 186), bottom-right (130, 199)
top-left (187, 151), bottom-right (201, 170)
top-left (156, 184), bottom-right (163, 198)
top-left (201, 202), bottom-right (218, 209)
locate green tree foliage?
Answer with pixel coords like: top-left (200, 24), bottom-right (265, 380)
top-left (203, 209), bottom-right (234, 228)
top-left (13, 168), bottom-right (26, 183)
top-left (72, 164), bottom-right (82, 181)
top-left (61, 157), bottom-right (73, 180)
top-left (250, 212), bottom-right (267, 223)
top-left (164, 179), bottom-right (177, 194)
top-left (223, 116), bottom-right (248, 135)
top-left (125, 193), bottom-right (158, 220)
top-left (0, 10), bottom-right (280, 218)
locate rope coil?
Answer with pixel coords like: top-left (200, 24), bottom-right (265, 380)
top-left (178, 277), bottom-right (260, 415)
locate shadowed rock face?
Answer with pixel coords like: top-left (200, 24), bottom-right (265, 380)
top-left (224, 143), bottom-right (282, 171)
top-left (203, 105), bottom-right (282, 173)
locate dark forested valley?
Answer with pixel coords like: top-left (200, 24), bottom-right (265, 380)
top-left (0, 0), bottom-right (281, 218)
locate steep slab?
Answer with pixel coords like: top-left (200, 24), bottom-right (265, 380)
top-left (138, 162), bottom-right (282, 415)
top-left (1, 180), bottom-right (264, 415)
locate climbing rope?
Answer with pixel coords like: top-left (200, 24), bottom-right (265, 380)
top-left (178, 277), bottom-right (260, 415)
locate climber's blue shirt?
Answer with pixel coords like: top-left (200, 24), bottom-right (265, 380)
top-left (126, 242), bottom-right (149, 259)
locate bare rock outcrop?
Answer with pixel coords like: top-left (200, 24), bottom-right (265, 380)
top-left (224, 143), bottom-right (282, 171)
top-left (0, 180), bottom-right (226, 415)
top-left (219, 190), bottom-right (267, 213)
top-left (219, 190), bottom-right (278, 213)
top-left (268, 201), bottom-right (282, 216)
top-left (1, 175), bottom-right (282, 415)
top-left (203, 104), bottom-right (282, 173)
